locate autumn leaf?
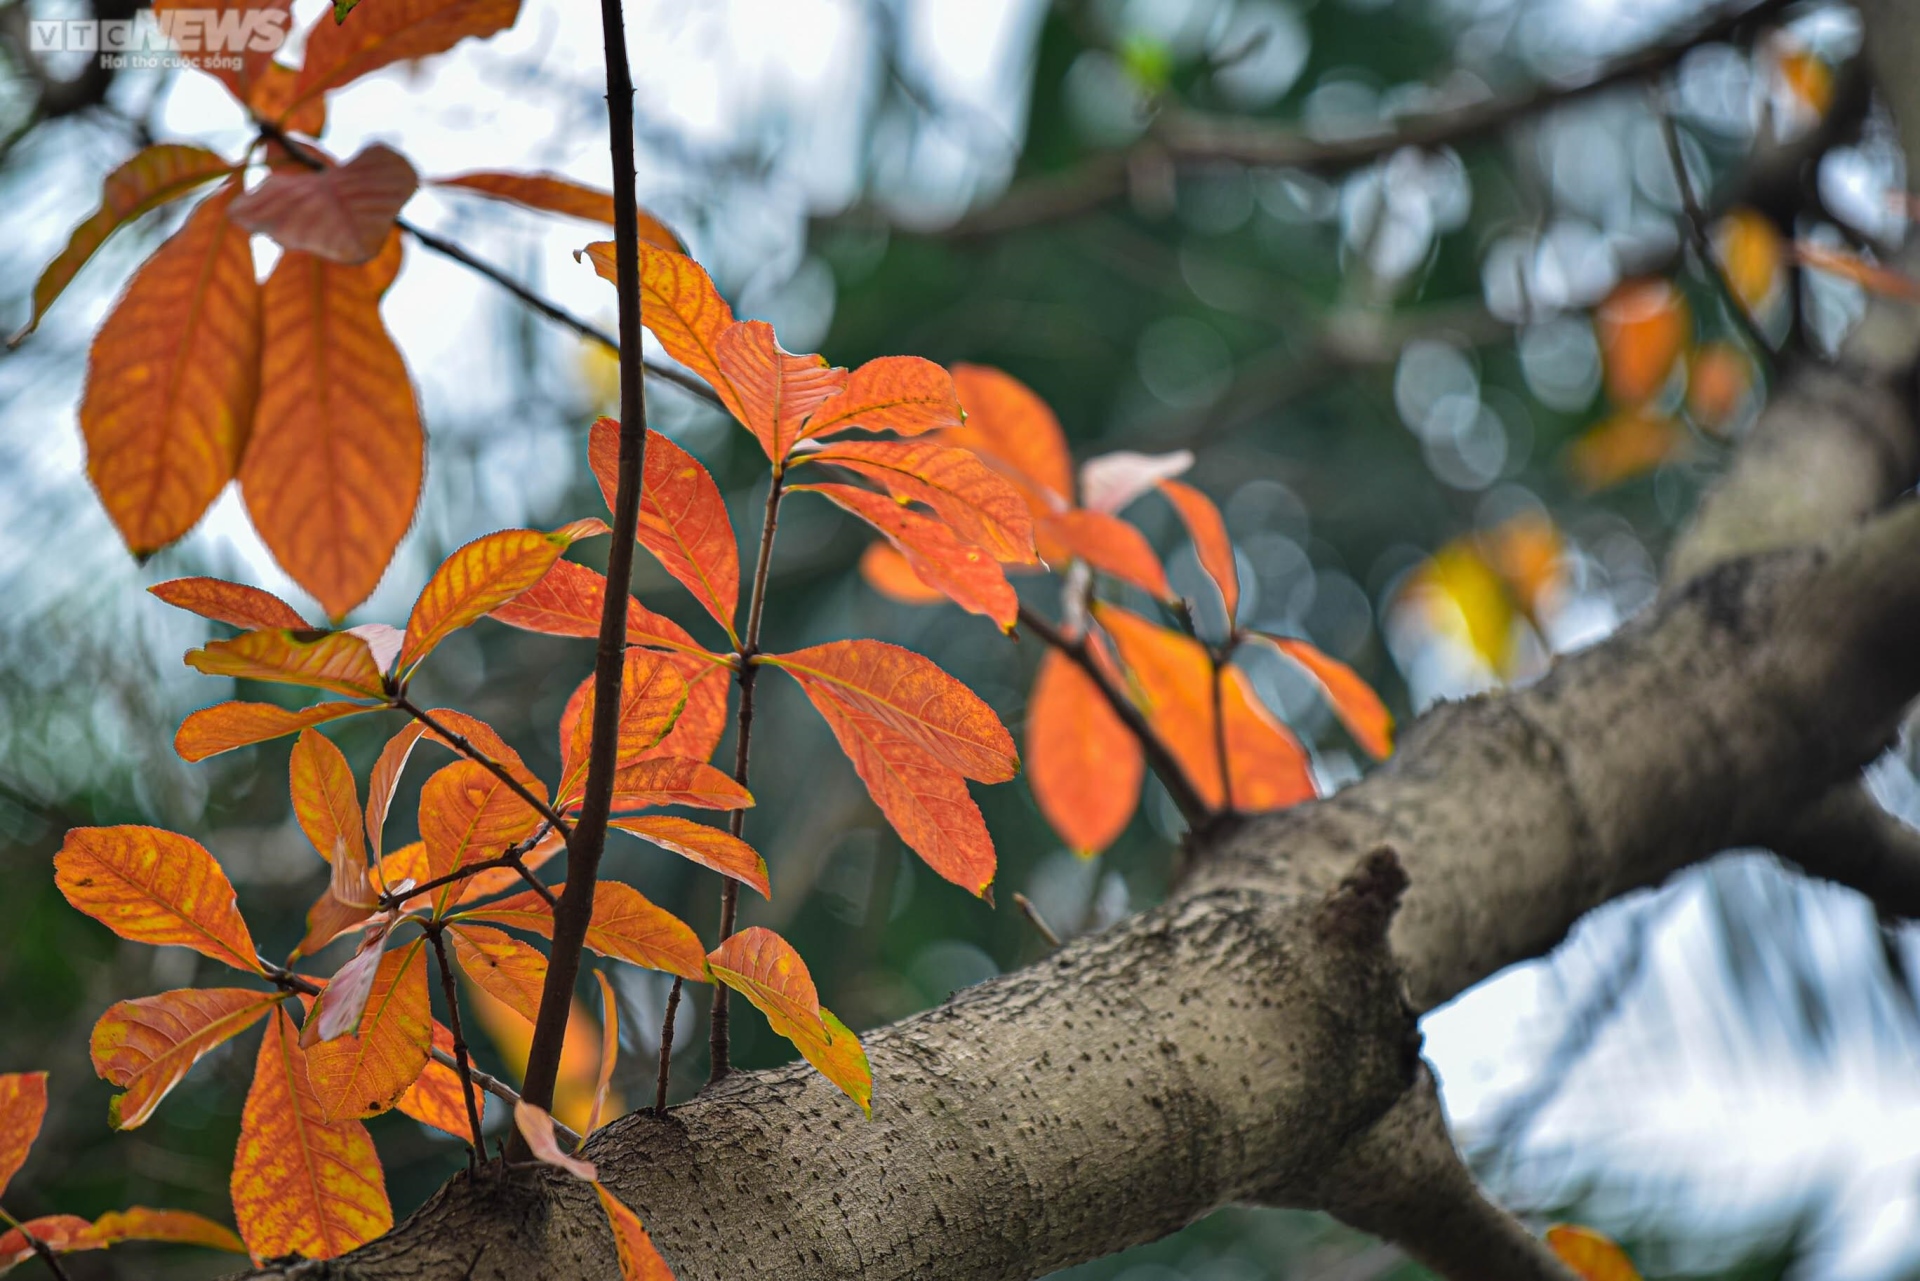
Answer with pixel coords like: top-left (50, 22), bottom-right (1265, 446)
top-left (306, 939), bottom-right (431, 1121)
top-left (794, 483), bottom-right (1017, 629)
top-left (91, 988), bottom-right (281, 1130)
top-left (291, 0), bottom-right (523, 110)
top-left (290, 727), bottom-right (366, 874)
top-left (589, 419), bottom-right (740, 638)
top-left (1026, 646), bottom-right (1142, 858)
top-left (233, 1006), bottom-right (392, 1260)
top-left (1039, 510), bottom-right (1173, 600)
top-left (0, 1072), bottom-right (48, 1197)
top-left (1250, 636), bottom-right (1393, 760)
top-left (859, 541), bottom-right (947, 605)
top-left (610, 815), bottom-right (770, 897)
top-left (1594, 279), bottom-right (1690, 405)
top-left (418, 760), bottom-right (547, 883)
top-left (488, 556), bottom-right (720, 660)
top-left (1158, 479), bottom-right (1238, 623)
top-left (1568, 409), bottom-right (1685, 491)
top-left (14, 144), bottom-right (234, 342)
top-left (466, 882), bottom-right (706, 981)
top-left (785, 1007), bottom-right (872, 1117)
top-left (450, 924), bottom-right (548, 1020)
top-left (944, 363), bottom-right (1074, 508)
top-left (797, 355), bottom-right (963, 442)
top-left (764, 640), bottom-right (1018, 782)
top-left (0, 1216), bottom-right (95, 1269)
top-left (79, 180), bottom-right (260, 556)
top-left (798, 439), bottom-right (1037, 564)
top-left (245, 58), bottom-right (326, 134)
top-left (513, 1100), bottom-right (596, 1181)
top-left (82, 1207), bottom-right (245, 1254)
top-left (56, 826), bottom-right (262, 973)
top-left (462, 987), bottom-right (604, 1130)
top-left (1545, 1224), bottom-right (1643, 1281)
top-left (240, 246), bottom-right (423, 621)
top-left (587, 971), bottom-right (620, 1137)
top-left (151, 577), bottom-right (309, 631)
top-left (364, 722), bottom-right (427, 860)
top-left (310, 929), bottom-right (392, 1043)
top-left (175, 700), bottom-right (372, 763)
top-left (557, 651), bottom-right (690, 803)
top-left (186, 628), bottom-right (388, 699)
top-left (1092, 603), bottom-right (1221, 807)
top-left (604, 757), bottom-right (753, 813)
top-left (1791, 241), bottom-right (1920, 301)
top-left (395, 1021), bottom-right (469, 1138)
top-left (230, 144), bottom-right (418, 264)
top-left (1687, 342), bottom-right (1755, 431)
top-left (594, 1183), bottom-right (678, 1281)
top-left (582, 242), bottom-right (742, 419)
top-left (1219, 667), bottom-right (1315, 812)
top-left (434, 172), bottom-right (683, 249)
top-left (1079, 449), bottom-right (1192, 516)
top-left (1400, 541), bottom-right (1521, 676)
top-left (708, 927), bottom-right (825, 1039)
top-left (1711, 209), bottom-right (1785, 315)
top-left (400, 527), bottom-right (575, 672)
top-left (715, 320), bottom-right (848, 464)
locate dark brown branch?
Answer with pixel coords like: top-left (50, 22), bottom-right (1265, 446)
top-left (1015, 602), bottom-right (1213, 828)
top-left (652, 977), bottom-right (683, 1114)
top-left (426, 925), bottom-right (489, 1164)
top-left (1011, 892), bottom-right (1062, 948)
top-left (1772, 782), bottom-right (1920, 919)
top-left (516, 0), bottom-right (653, 1132)
top-left (1656, 101), bottom-right (1777, 361)
top-left (384, 824), bottom-right (559, 912)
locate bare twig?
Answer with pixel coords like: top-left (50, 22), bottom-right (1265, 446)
top-left (1656, 100), bottom-right (1777, 360)
top-left (653, 976), bottom-right (683, 1114)
top-left (426, 925), bottom-right (489, 1165)
top-left (1012, 892), bottom-right (1063, 949)
top-left (394, 698), bottom-right (573, 838)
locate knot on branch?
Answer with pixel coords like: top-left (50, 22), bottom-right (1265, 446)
top-left (1312, 846), bottom-right (1408, 951)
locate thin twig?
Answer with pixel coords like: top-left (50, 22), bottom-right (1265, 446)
top-left (395, 698), bottom-right (573, 837)
top-left (381, 822), bottom-right (556, 911)
top-left (709, 470), bottom-right (788, 1083)
top-left (426, 924), bottom-right (489, 1166)
top-left (1011, 892), bottom-right (1063, 949)
top-left (653, 976), bottom-right (683, 1114)
top-left (515, 0), bottom-right (652, 1141)
top-left (1656, 98), bottom-right (1777, 361)
top-left (0, 1207), bottom-right (75, 1281)
top-left (424, 1047), bottom-right (580, 1148)
top-left (1016, 603), bottom-right (1213, 828)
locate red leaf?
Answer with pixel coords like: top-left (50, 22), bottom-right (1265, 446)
top-left (1026, 646), bottom-right (1142, 857)
top-left (798, 355), bottom-right (962, 441)
top-left (1093, 603), bottom-right (1221, 808)
top-left (604, 757), bottom-right (753, 813)
top-left (859, 541), bottom-right (946, 605)
top-left (186, 628), bottom-right (387, 699)
top-left (714, 320), bottom-right (847, 463)
top-left (707, 927), bottom-right (824, 1039)
top-left (795, 483), bottom-right (1017, 629)
top-left (1546, 1224), bottom-right (1644, 1280)
top-left (56, 826), bottom-right (262, 973)
top-left (487, 556), bottom-right (717, 659)
top-left (589, 419), bottom-right (739, 637)
top-left (1791, 242), bottom-right (1920, 301)
top-left (230, 144), bottom-right (418, 264)
top-left (610, 815), bottom-right (770, 897)
top-left (1220, 667), bottom-right (1315, 813)
top-left (1251, 635), bottom-right (1393, 759)
top-left (1039, 510), bottom-right (1172, 600)
top-left (434, 173), bottom-right (684, 250)
top-left (800, 439), bottom-right (1036, 564)
top-left (91, 989), bottom-right (280, 1130)
top-left (943, 364), bottom-right (1074, 508)
top-left (79, 180), bottom-right (259, 555)
top-left (1158, 478), bottom-right (1238, 623)
top-left (401, 527), bottom-right (572, 671)
top-left (0, 1072), bottom-right (48, 1198)
top-left (292, 0), bottom-right (522, 108)
top-left (174, 700), bottom-right (371, 763)
top-left (0, 1216), bottom-right (95, 1269)
top-left (151, 578), bottom-right (309, 631)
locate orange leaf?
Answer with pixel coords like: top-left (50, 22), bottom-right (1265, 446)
top-left (609, 815), bottom-right (770, 897)
top-left (401, 527), bottom-right (570, 671)
top-left (604, 757), bottom-right (753, 813)
top-left (233, 1006), bottom-right (391, 1260)
top-left (707, 927), bottom-right (825, 1040)
top-left (798, 355), bottom-right (962, 441)
top-left (418, 760), bottom-right (547, 883)
top-left (437, 828), bottom-right (563, 907)
top-left (859, 541), bottom-right (946, 605)
top-left (582, 242), bottom-right (742, 419)
top-left (434, 172), bottom-right (683, 250)
top-left (230, 144), bottom-right (417, 264)
top-left (1251, 636), bottom-right (1393, 760)
top-left (14, 144), bottom-right (234, 342)
top-left (83, 1207), bottom-right (244, 1253)
top-left (292, 0), bottom-right (522, 109)
top-left (246, 57), bottom-right (326, 134)
top-left (1711, 209), bottom-right (1785, 314)
top-left (1567, 409), bottom-right (1685, 491)
top-left (795, 483), bottom-right (1017, 629)
top-left (240, 246), bottom-right (423, 621)
top-left (557, 651), bottom-right (689, 804)
top-left (488, 556), bottom-right (718, 659)
top-left (944, 364), bottom-right (1074, 507)
top-left (465, 883), bottom-right (706, 981)
top-left (186, 628), bottom-right (388, 698)
top-left (714, 320), bottom-right (847, 463)
top-left (0, 1072), bottom-right (48, 1197)
top-left (1158, 479), bottom-right (1239, 623)
top-left (306, 939), bottom-right (431, 1121)
top-left (0, 1216), bottom-right (95, 1269)
top-left (1686, 341), bottom-right (1754, 431)
top-left (1545, 1224), bottom-right (1643, 1281)
top-left (79, 180), bottom-right (259, 556)
top-left (1594, 279), bottom-right (1690, 405)
top-left (1092, 603), bottom-right (1221, 808)
top-left (290, 726), bottom-right (366, 869)
top-left (784, 1006), bottom-right (872, 1117)
top-left (395, 1021), bottom-right (469, 1138)
top-left (56, 826), bottom-right (262, 973)
top-left (587, 970), bottom-right (619, 1136)
top-left (514, 1100), bottom-right (596, 1181)
top-left (174, 700), bottom-right (371, 762)
top-left (589, 420), bottom-right (739, 637)
top-left (1040, 510), bottom-right (1171, 599)
top-left (1791, 241), bottom-right (1920, 301)
top-left (151, 0), bottom-right (291, 103)
top-left (294, 887), bottom-right (376, 961)
top-left (593, 1182), bottom-right (678, 1280)
top-left (800, 439), bottom-right (1036, 564)
top-left (764, 639), bottom-right (1018, 782)
top-left (364, 722), bottom-right (426, 859)
top-left (151, 577), bottom-right (308, 631)
top-left (91, 988), bottom-right (280, 1130)
top-left (1026, 647), bottom-right (1142, 857)
top-left (1220, 667), bottom-right (1315, 812)
top-left (654, 662), bottom-right (730, 765)
top-left (450, 924), bottom-right (548, 1020)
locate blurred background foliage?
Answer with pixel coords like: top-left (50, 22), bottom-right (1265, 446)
top-left (2, 0), bottom-right (1919, 1276)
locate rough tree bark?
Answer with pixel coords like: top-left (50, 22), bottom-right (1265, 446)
top-left (233, 5), bottom-right (1920, 1277)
